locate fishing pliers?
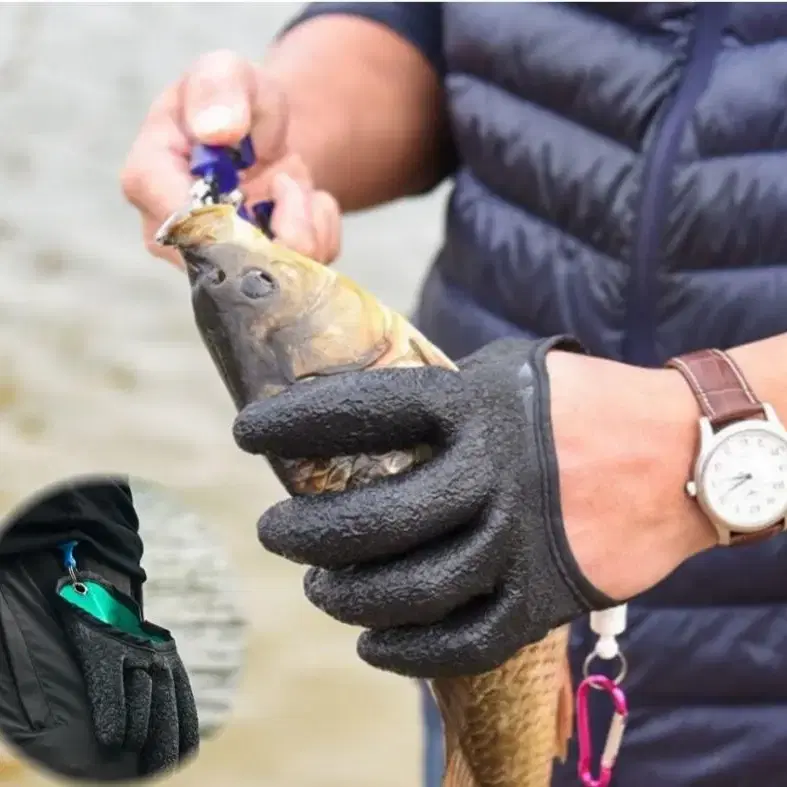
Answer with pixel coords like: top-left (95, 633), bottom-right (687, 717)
top-left (188, 134), bottom-right (275, 237)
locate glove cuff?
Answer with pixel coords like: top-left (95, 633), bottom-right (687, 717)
top-left (525, 334), bottom-right (617, 612)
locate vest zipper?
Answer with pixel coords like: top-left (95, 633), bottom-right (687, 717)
top-left (622, 3), bottom-right (728, 367)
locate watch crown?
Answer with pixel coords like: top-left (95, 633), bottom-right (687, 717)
top-left (686, 481), bottom-right (697, 497)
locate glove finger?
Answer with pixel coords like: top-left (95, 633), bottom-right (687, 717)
top-left (233, 366), bottom-right (465, 459)
top-left (140, 669), bottom-right (180, 775)
top-left (172, 664), bottom-right (201, 758)
top-left (258, 433), bottom-right (493, 568)
top-left (303, 506), bottom-right (511, 628)
top-left (123, 667), bottom-right (152, 752)
top-left (60, 616), bottom-right (128, 749)
top-left (356, 590), bottom-right (540, 679)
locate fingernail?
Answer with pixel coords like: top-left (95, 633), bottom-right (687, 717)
top-left (192, 105), bottom-right (241, 137)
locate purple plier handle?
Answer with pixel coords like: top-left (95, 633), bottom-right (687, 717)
top-left (189, 135), bottom-right (275, 237)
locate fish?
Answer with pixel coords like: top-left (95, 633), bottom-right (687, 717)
top-left (158, 203), bottom-right (574, 787)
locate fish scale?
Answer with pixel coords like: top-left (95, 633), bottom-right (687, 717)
top-left (160, 204), bottom-right (574, 787)
top-left (436, 626), bottom-right (571, 787)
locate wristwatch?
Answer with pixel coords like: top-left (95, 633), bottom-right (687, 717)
top-left (666, 348), bottom-right (787, 546)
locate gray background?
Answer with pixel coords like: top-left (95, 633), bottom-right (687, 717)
top-left (0, 3), bottom-right (450, 786)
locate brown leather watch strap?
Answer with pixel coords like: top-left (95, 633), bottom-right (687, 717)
top-left (665, 348), bottom-right (765, 428)
top-left (729, 524), bottom-right (783, 546)
top-left (666, 348), bottom-right (780, 547)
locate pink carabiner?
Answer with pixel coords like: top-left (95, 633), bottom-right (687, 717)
top-left (576, 674), bottom-right (629, 787)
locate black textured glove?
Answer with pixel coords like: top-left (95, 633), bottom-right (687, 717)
top-left (233, 336), bottom-right (615, 678)
top-left (53, 573), bottom-right (200, 775)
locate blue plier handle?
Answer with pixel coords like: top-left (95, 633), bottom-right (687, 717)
top-left (189, 135), bottom-right (275, 237)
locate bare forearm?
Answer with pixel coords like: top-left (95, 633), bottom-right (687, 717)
top-left (266, 15), bottom-right (452, 211)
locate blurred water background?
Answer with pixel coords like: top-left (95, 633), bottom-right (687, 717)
top-left (0, 3), bottom-right (450, 786)
top-left (131, 477), bottom-right (249, 740)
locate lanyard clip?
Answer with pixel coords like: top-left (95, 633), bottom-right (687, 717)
top-left (188, 135), bottom-right (275, 237)
top-left (57, 540), bottom-right (79, 584)
top-left (156, 134), bottom-right (277, 245)
top-left (577, 674), bottom-right (628, 787)
top-left (57, 540), bottom-right (88, 595)
top-left (584, 604), bottom-right (628, 684)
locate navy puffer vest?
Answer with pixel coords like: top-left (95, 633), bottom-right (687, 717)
top-left (414, 4), bottom-right (787, 786)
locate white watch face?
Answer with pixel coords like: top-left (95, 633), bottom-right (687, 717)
top-left (701, 426), bottom-right (787, 531)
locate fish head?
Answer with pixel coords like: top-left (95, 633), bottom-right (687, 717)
top-left (157, 204), bottom-right (392, 409)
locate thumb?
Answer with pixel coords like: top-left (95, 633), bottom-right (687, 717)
top-left (182, 50), bottom-right (256, 146)
top-left (182, 50), bottom-right (288, 165)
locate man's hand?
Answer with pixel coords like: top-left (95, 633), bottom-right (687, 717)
top-left (232, 337), bottom-right (715, 678)
top-left (121, 50), bottom-right (341, 266)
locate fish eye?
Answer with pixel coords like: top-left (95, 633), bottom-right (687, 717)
top-left (239, 268), bottom-right (277, 299)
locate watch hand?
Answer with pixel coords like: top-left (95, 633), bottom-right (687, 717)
top-left (720, 474), bottom-right (754, 502)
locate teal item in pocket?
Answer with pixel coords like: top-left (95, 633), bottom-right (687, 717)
top-left (57, 580), bottom-right (167, 644)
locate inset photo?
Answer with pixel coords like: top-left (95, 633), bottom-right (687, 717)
top-left (0, 736), bottom-right (24, 782)
top-left (0, 474), bottom-right (248, 783)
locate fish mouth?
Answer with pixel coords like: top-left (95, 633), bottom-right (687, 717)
top-left (155, 204), bottom-right (230, 248)
top-left (155, 210), bottom-right (188, 247)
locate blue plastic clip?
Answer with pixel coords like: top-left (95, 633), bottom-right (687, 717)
top-left (58, 540), bottom-right (79, 583)
top-left (189, 135), bottom-right (275, 238)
